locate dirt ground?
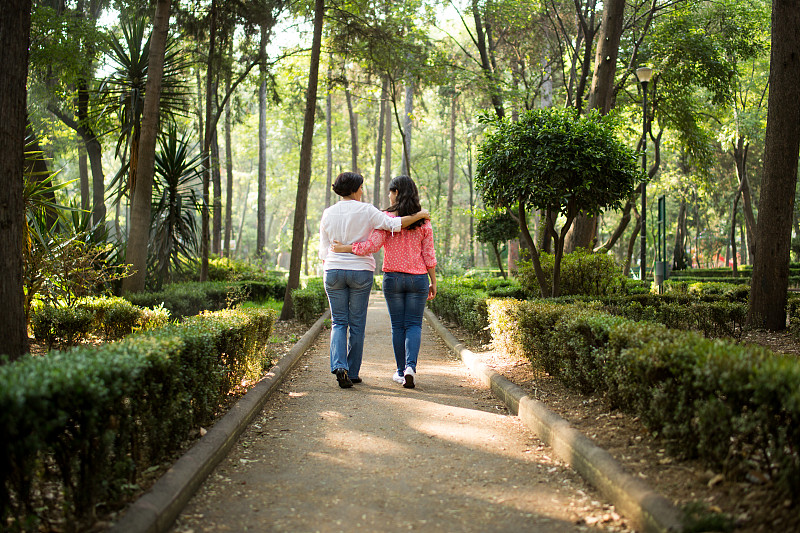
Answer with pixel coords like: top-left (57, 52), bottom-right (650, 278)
top-left (170, 295), bottom-right (633, 532)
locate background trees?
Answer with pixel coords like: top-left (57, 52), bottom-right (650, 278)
top-left (5, 0), bottom-right (795, 330)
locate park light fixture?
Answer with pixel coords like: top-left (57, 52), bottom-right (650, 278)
top-left (636, 66), bottom-right (653, 281)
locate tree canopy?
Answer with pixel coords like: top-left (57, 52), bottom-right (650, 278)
top-left (476, 107), bottom-right (643, 296)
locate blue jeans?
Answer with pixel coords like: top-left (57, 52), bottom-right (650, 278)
top-left (382, 272), bottom-right (429, 374)
top-left (324, 269), bottom-right (374, 378)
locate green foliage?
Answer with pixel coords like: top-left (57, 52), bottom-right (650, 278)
top-left (475, 107), bottom-right (643, 296)
top-left (99, 17), bottom-right (190, 199)
top-left (680, 501), bottom-right (734, 533)
top-left (291, 278), bottom-right (328, 324)
top-left (31, 297), bottom-right (174, 348)
top-left (427, 279), bottom-right (491, 342)
top-left (475, 209), bottom-right (520, 246)
top-left (476, 108), bottom-right (642, 219)
top-left (517, 249), bottom-right (625, 298)
top-left (182, 256), bottom-right (287, 284)
top-left (125, 279), bottom-right (287, 319)
top-left (0, 307), bottom-right (275, 529)
top-left (30, 305), bottom-right (94, 349)
top-left (481, 299), bottom-right (800, 496)
top-left (149, 124), bottom-right (205, 288)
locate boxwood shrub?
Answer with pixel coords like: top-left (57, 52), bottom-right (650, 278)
top-left (484, 298), bottom-right (800, 496)
top-left (291, 277), bottom-right (329, 324)
top-left (126, 279), bottom-right (287, 319)
top-left (0, 307), bottom-right (275, 530)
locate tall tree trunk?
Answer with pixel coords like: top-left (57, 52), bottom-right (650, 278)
top-left (1, 0), bottom-right (32, 360)
top-left (472, 0), bottom-right (504, 118)
top-left (325, 65), bottom-right (333, 208)
top-left (76, 138), bottom-right (92, 220)
top-left (623, 213), bottom-right (642, 277)
top-left (84, 137), bottom-right (105, 231)
top-left (223, 71), bottom-right (233, 258)
top-left (373, 77), bottom-right (387, 206)
top-left (400, 80), bottom-right (413, 175)
top-left (445, 92), bottom-right (458, 256)
top-left (566, 0), bottom-right (624, 252)
top-left (586, 0), bottom-right (625, 114)
top-left (383, 85), bottom-right (393, 195)
top-left (730, 194), bottom-right (740, 276)
top-left (344, 75), bottom-right (358, 172)
top-left (748, 0), bottom-right (800, 329)
top-left (280, 0), bottom-right (324, 320)
top-left (211, 128), bottom-right (222, 255)
top-left (733, 137), bottom-right (757, 263)
top-left (234, 178), bottom-right (250, 259)
top-left (257, 24), bottom-right (268, 256)
top-left (78, 137), bottom-right (89, 215)
top-left (196, 68), bottom-right (204, 147)
top-left (466, 132), bottom-right (475, 267)
top-left (200, 0), bottom-right (216, 282)
top-left (122, 0), bottom-right (170, 294)
top-left (672, 197), bottom-right (688, 270)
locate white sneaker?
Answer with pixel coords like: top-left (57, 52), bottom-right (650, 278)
top-left (403, 366), bottom-right (415, 389)
top-left (392, 371), bottom-right (405, 384)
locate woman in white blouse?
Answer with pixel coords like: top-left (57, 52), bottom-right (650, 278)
top-left (319, 172), bottom-right (429, 389)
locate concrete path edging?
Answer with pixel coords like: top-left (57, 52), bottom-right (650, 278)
top-left (424, 309), bottom-right (685, 533)
top-left (110, 310), bottom-right (331, 533)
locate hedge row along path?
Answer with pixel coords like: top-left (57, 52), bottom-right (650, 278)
top-left (146, 294), bottom-right (654, 532)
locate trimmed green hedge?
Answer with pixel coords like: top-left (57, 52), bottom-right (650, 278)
top-left (126, 279), bottom-right (287, 319)
top-left (485, 298), bottom-right (800, 495)
top-left (431, 278), bottom-right (750, 342)
top-left (30, 297), bottom-right (171, 348)
top-left (427, 278), bottom-right (493, 342)
top-left (0, 307), bottom-right (275, 530)
top-left (291, 277), bottom-right (329, 324)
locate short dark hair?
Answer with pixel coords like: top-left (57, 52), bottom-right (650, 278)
top-left (332, 172), bottom-right (363, 197)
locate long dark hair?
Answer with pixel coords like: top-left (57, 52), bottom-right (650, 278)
top-left (386, 175), bottom-right (424, 230)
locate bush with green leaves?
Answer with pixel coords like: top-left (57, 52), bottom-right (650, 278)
top-left (475, 209), bottom-right (519, 279)
top-left (0, 307), bottom-right (275, 529)
top-left (517, 248), bottom-right (625, 298)
top-left (476, 107), bottom-right (642, 297)
top-left (127, 279), bottom-right (288, 320)
top-left (291, 277), bottom-right (328, 324)
top-left (484, 298), bottom-right (800, 496)
top-left (426, 279), bottom-right (491, 342)
top-left (30, 305), bottom-right (94, 348)
top-left (180, 256), bottom-right (287, 283)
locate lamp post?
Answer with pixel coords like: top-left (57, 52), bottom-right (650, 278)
top-left (636, 66), bottom-right (653, 281)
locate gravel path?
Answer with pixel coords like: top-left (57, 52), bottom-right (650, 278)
top-left (171, 294), bottom-right (628, 532)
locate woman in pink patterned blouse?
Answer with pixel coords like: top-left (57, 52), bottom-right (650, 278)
top-left (332, 176), bottom-right (437, 389)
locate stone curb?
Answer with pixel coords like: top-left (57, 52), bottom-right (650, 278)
top-left (110, 310), bottom-right (331, 533)
top-left (424, 309), bottom-right (684, 533)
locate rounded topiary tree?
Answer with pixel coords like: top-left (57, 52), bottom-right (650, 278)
top-left (476, 209), bottom-right (520, 279)
top-left (476, 107), bottom-right (643, 297)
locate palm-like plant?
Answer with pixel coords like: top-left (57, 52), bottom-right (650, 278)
top-left (98, 17), bottom-right (189, 200)
top-left (149, 124), bottom-right (206, 288)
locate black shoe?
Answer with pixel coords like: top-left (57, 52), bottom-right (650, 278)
top-left (350, 377), bottom-right (362, 384)
top-left (335, 368), bottom-right (353, 388)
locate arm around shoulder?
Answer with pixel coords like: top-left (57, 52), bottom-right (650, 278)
top-left (399, 209), bottom-right (430, 228)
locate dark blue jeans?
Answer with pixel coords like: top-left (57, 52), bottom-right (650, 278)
top-left (382, 272), bottom-right (429, 374)
top-left (324, 269), bottom-right (374, 378)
